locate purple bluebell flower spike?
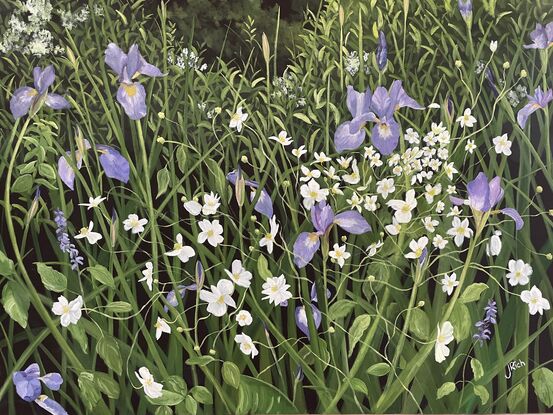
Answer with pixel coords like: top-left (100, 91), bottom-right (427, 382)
top-left (523, 22), bottom-right (553, 49)
top-left (334, 81), bottom-right (423, 154)
top-left (517, 86), bottom-right (553, 129)
top-left (473, 299), bottom-right (497, 346)
top-left (376, 31), bottom-right (387, 71)
top-left (226, 169), bottom-right (274, 218)
top-left (458, 0), bottom-right (472, 21)
top-left (293, 201), bottom-right (371, 268)
top-left (54, 209), bottom-right (84, 270)
top-left (105, 43), bottom-right (164, 120)
top-left (450, 172), bottom-right (523, 230)
top-left (12, 363), bottom-right (67, 415)
top-left (58, 139), bottom-right (130, 190)
top-left (10, 65), bottom-right (70, 119)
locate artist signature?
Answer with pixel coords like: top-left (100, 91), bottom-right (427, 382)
top-left (505, 359), bottom-right (526, 379)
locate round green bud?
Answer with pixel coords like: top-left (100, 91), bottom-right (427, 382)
top-left (536, 186), bottom-right (543, 193)
top-left (367, 275), bottom-right (376, 282)
top-left (503, 61), bottom-right (510, 69)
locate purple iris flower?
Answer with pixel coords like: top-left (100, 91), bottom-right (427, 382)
top-left (104, 43), bottom-right (164, 120)
top-left (293, 201), bottom-right (371, 268)
top-left (458, 0), bottom-right (472, 21)
top-left (164, 283), bottom-right (197, 312)
top-left (12, 363), bottom-right (66, 415)
top-left (334, 81), bottom-right (423, 155)
top-left (58, 139), bottom-right (130, 190)
top-left (10, 65), bottom-right (70, 119)
top-left (517, 86), bottom-right (553, 129)
top-left (226, 169), bottom-right (273, 218)
top-left (376, 31), bottom-right (387, 71)
top-left (523, 22), bottom-right (553, 49)
top-left (450, 172), bottom-right (523, 230)
top-left (295, 304), bottom-right (322, 340)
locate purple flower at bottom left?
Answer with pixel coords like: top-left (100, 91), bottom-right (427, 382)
top-left (13, 363), bottom-right (67, 415)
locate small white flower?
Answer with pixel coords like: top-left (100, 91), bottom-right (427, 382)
top-left (199, 279), bottom-right (235, 317)
top-left (367, 240), bottom-right (383, 257)
top-left (376, 178), bottom-right (395, 199)
top-left (405, 236), bottom-right (428, 260)
top-left (135, 367), bottom-right (163, 399)
top-left (123, 214), bottom-right (148, 234)
top-left (74, 221), bottom-right (103, 245)
top-left (387, 189), bottom-right (417, 224)
top-left (259, 215), bottom-right (279, 254)
top-left (447, 217), bottom-right (473, 247)
top-left (202, 192), bottom-right (220, 215)
top-left (300, 179), bottom-right (329, 210)
top-left (446, 185), bottom-right (456, 195)
top-left (139, 261), bottom-right (154, 291)
top-left (465, 139), bottom-right (477, 154)
top-left (342, 160), bottom-right (360, 184)
top-left (229, 106), bottom-right (248, 132)
top-left (506, 259), bottom-right (532, 286)
top-left (292, 145), bottom-right (307, 158)
top-left (520, 286), bottom-right (550, 315)
top-left (331, 183), bottom-right (343, 195)
top-left (435, 321), bottom-right (454, 363)
top-left (493, 134), bottom-right (512, 156)
top-left (486, 230), bottom-right (502, 256)
top-left (447, 206), bottom-right (463, 217)
top-left (329, 243), bottom-right (351, 268)
top-left (154, 317), bottom-right (171, 340)
top-left (236, 310), bottom-right (253, 327)
top-left (456, 108), bottom-right (477, 128)
top-left (313, 152), bottom-right (331, 163)
top-left (183, 200), bottom-right (202, 216)
top-left (234, 333), bottom-right (258, 358)
top-left (78, 196), bottom-right (106, 210)
top-left (324, 166), bottom-right (340, 181)
top-left (52, 295), bottom-right (83, 327)
top-left (165, 233), bottom-right (196, 263)
top-left (443, 162), bottom-right (458, 180)
top-left (347, 192), bottom-right (363, 212)
top-left (224, 259), bottom-right (252, 288)
top-left (428, 102), bottom-right (441, 109)
top-left (490, 40), bottom-right (498, 52)
top-left (405, 128), bottom-right (420, 144)
top-left (432, 234), bottom-right (448, 250)
top-left (422, 216), bottom-right (439, 233)
top-left (337, 156), bottom-right (352, 169)
top-left (197, 219), bottom-right (224, 247)
top-left (385, 218), bottom-right (401, 236)
top-left (269, 130), bottom-right (292, 146)
top-left (435, 201), bottom-right (445, 214)
top-left (262, 275), bottom-right (292, 306)
top-left (424, 183), bottom-right (442, 204)
top-left (300, 165), bottom-right (321, 182)
top-left (441, 273), bottom-right (459, 296)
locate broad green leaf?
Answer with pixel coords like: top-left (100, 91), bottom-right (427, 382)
top-left (205, 159), bottom-right (227, 198)
top-left (78, 372), bottom-right (101, 411)
top-left (367, 362), bottom-right (391, 376)
top-left (348, 314), bottom-right (371, 356)
top-left (507, 383), bottom-right (525, 412)
top-left (184, 395), bottom-right (197, 415)
top-left (292, 112), bottom-right (312, 124)
top-left (38, 163), bottom-right (56, 180)
top-left (68, 324), bottom-right (88, 353)
top-left (437, 382), bottom-right (456, 399)
top-left (88, 264), bottom-right (115, 289)
top-left (349, 378), bottom-right (368, 395)
top-left (450, 302), bottom-right (471, 341)
top-left (12, 174), bottom-right (33, 193)
top-left (532, 367), bottom-right (553, 407)
top-left (409, 308), bottom-right (430, 340)
top-left (176, 146), bottom-right (187, 173)
top-left (236, 375), bottom-right (297, 414)
top-left (190, 386), bottom-right (212, 405)
top-left (0, 250), bottom-right (14, 276)
top-left (36, 263), bottom-right (67, 292)
top-left (96, 336), bottom-right (123, 375)
top-left (156, 166), bottom-right (171, 198)
top-left (460, 283), bottom-right (488, 303)
top-left (147, 390), bottom-right (185, 406)
top-left (474, 385), bottom-right (489, 405)
top-left (165, 375), bottom-right (187, 396)
top-left (471, 358), bottom-right (484, 381)
top-left (329, 299), bottom-right (356, 320)
top-left (2, 281), bottom-right (30, 328)
top-left (256, 254), bottom-right (272, 281)
top-left (94, 372), bottom-right (120, 399)
top-left (185, 355), bottom-right (215, 366)
top-left (155, 406), bottom-right (173, 415)
top-left (222, 361), bottom-right (241, 389)
top-left (106, 301), bottom-right (132, 313)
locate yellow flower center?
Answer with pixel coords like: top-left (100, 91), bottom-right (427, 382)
top-left (122, 83), bottom-right (138, 97)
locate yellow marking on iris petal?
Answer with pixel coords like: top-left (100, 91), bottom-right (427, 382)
top-left (27, 88), bottom-right (38, 97)
top-left (122, 83), bottom-right (138, 97)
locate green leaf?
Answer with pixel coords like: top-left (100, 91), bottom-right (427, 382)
top-left (348, 314), bottom-right (371, 356)
top-left (96, 336), bottom-right (123, 375)
top-left (205, 159), bottom-right (227, 198)
top-left (474, 385), bottom-right (489, 405)
top-left (147, 390), bottom-right (185, 406)
top-left (36, 263), bottom-right (67, 292)
top-left (2, 281), bottom-right (30, 328)
top-left (236, 375), bottom-right (297, 414)
top-left (367, 362), bottom-right (391, 376)
top-left (165, 375), bottom-right (187, 396)
top-left (190, 386), bottom-right (212, 405)
top-left (532, 367), bottom-right (553, 407)
top-left (256, 254), bottom-right (272, 281)
top-left (156, 166), bottom-right (171, 198)
top-left (437, 382), bottom-right (456, 399)
top-left (185, 355), bottom-right (215, 366)
top-left (222, 361), bottom-right (241, 389)
top-left (106, 301), bottom-right (132, 313)
top-left (12, 174), bottom-right (33, 193)
top-left (68, 324), bottom-right (88, 353)
top-left (155, 406), bottom-right (173, 415)
top-left (184, 395), bottom-right (197, 415)
top-left (409, 308), bottom-right (430, 340)
top-left (329, 299), bottom-right (356, 320)
top-left (176, 146), bottom-right (188, 174)
top-left (78, 372), bottom-right (101, 411)
top-left (38, 163), bottom-right (57, 180)
top-left (0, 250), bottom-right (14, 276)
top-left (88, 264), bottom-right (115, 289)
top-left (471, 358), bottom-right (484, 381)
top-left (94, 372), bottom-right (120, 399)
top-left (349, 378), bottom-right (368, 395)
top-left (449, 302), bottom-right (471, 341)
top-left (292, 112), bottom-right (312, 124)
top-left (507, 383), bottom-right (526, 412)
top-left (460, 283), bottom-right (488, 303)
